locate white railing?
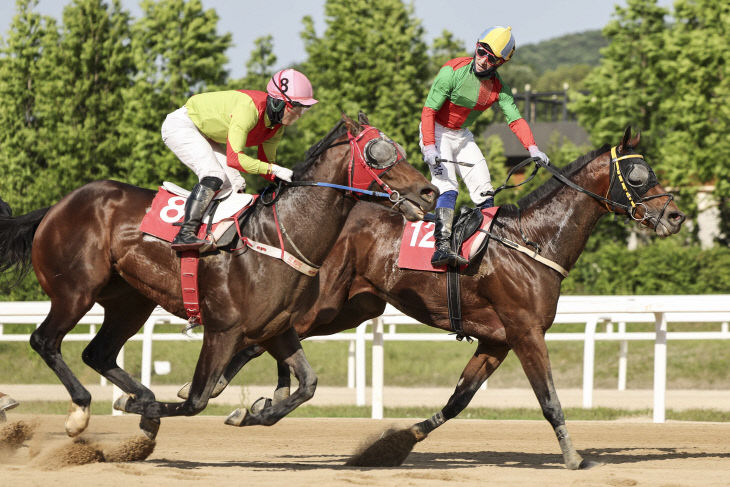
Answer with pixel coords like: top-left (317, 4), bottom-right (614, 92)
top-left (1, 295), bottom-right (729, 423)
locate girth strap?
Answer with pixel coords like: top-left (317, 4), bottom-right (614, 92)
top-left (446, 263), bottom-right (471, 341)
top-left (180, 251), bottom-right (203, 325)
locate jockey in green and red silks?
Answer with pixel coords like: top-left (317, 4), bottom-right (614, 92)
top-left (420, 26), bottom-right (550, 268)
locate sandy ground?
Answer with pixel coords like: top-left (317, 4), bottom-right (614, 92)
top-left (1, 414), bottom-right (729, 486)
top-left (4, 384), bottom-right (730, 411)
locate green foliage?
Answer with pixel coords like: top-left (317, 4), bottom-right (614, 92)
top-left (118, 0), bottom-right (231, 189)
top-left (280, 0), bottom-right (430, 172)
top-left (563, 236), bottom-right (730, 294)
top-left (570, 0), bottom-right (730, 233)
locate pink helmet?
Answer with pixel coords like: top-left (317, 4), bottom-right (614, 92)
top-left (266, 69), bottom-right (318, 106)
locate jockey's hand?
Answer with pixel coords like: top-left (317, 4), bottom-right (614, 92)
top-left (421, 144), bottom-right (440, 168)
top-left (270, 164), bottom-right (293, 182)
top-left (528, 145), bottom-right (550, 165)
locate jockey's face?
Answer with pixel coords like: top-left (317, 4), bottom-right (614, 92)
top-left (474, 43), bottom-right (505, 73)
top-left (281, 104), bottom-right (311, 125)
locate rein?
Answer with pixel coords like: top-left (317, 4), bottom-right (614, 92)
top-left (480, 146), bottom-right (673, 277)
top-left (235, 125), bottom-right (409, 276)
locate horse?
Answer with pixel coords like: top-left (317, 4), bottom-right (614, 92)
top-left (0, 112), bottom-right (437, 439)
top-left (183, 127), bottom-right (685, 468)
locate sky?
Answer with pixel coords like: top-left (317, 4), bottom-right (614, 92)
top-left (1, 0), bottom-right (675, 79)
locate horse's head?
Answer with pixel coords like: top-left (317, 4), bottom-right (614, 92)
top-left (605, 127), bottom-right (685, 236)
top-left (342, 112), bottom-right (437, 220)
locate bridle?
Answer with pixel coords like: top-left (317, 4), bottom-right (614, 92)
top-left (535, 146), bottom-right (674, 227)
top-left (476, 146), bottom-right (675, 278)
top-left (262, 124), bottom-right (413, 209)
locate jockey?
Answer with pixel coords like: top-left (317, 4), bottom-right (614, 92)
top-left (162, 68), bottom-right (318, 252)
top-left (420, 26), bottom-right (549, 267)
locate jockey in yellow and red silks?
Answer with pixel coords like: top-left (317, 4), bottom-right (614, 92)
top-left (161, 69), bottom-right (318, 252)
top-left (419, 26), bottom-right (550, 267)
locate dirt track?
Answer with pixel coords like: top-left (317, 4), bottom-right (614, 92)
top-left (1, 414), bottom-right (729, 486)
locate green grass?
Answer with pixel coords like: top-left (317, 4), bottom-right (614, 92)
top-left (8, 401), bottom-right (730, 422)
top-left (1, 321), bottom-right (729, 391)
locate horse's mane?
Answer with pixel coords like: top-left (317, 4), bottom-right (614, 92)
top-left (516, 144), bottom-right (610, 209)
top-left (292, 120), bottom-right (347, 177)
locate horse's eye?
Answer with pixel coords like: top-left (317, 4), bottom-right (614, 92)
top-left (364, 139), bottom-right (397, 168)
top-left (626, 164), bottom-right (649, 186)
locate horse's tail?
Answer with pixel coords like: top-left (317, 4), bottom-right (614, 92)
top-left (0, 205), bottom-right (51, 285)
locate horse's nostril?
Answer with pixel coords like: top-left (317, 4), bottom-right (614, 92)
top-left (670, 211), bottom-right (686, 224)
top-left (421, 188), bottom-right (436, 203)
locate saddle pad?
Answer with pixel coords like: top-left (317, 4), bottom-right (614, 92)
top-left (140, 187), bottom-right (254, 243)
top-left (397, 206), bottom-right (499, 272)
top-left (460, 206), bottom-right (499, 261)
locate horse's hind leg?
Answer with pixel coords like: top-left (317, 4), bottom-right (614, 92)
top-left (83, 287), bottom-right (159, 438)
top-left (411, 340), bottom-right (509, 440)
top-left (177, 345), bottom-right (265, 400)
top-left (30, 300), bottom-right (96, 436)
top-left (225, 327), bottom-right (317, 427)
top-left (510, 330), bottom-right (600, 470)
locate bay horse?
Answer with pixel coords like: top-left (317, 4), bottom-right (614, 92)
top-left (0, 112), bottom-right (437, 439)
top-left (186, 127), bottom-right (685, 468)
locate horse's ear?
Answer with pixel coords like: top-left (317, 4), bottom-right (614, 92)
top-left (620, 126), bottom-right (641, 151)
top-left (357, 111), bottom-right (369, 125)
top-left (341, 111), bottom-right (362, 136)
top-left (620, 126), bottom-right (632, 151)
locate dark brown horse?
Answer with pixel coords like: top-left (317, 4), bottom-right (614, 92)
top-left (186, 128), bottom-right (685, 468)
top-left (0, 113), bottom-right (437, 439)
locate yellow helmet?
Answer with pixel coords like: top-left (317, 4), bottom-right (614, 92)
top-left (477, 26), bottom-right (515, 61)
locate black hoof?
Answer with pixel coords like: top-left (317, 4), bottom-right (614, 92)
top-left (250, 397), bottom-right (272, 415)
top-left (140, 416), bottom-right (160, 440)
top-left (579, 459), bottom-right (603, 469)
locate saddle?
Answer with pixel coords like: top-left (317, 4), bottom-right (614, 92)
top-left (141, 182), bottom-right (257, 251)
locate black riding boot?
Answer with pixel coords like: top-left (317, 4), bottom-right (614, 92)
top-left (431, 207), bottom-right (468, 267)
top-left (171, 176), bottom-right (222, 252)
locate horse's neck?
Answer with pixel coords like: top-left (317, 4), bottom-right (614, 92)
top-left (273, 151), bottom-right (355, 264)
top-left (518, 160), bottom-right (610, 271)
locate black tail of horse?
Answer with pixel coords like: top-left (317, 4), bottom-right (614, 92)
top-left (0, 204), bottom-right (50, 286)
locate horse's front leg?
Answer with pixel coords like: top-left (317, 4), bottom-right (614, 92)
top-left (510, 329), bottom-right (601, 470)
top-left (411, 340), bottom-right (509, 440)
top-left (115, 326), bottom-right (240, 418)
top-left (177, 345), bottom-right (265, 400)
top-left (225, 327), bottom-right (317, 427)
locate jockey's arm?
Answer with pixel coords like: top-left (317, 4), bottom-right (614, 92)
top-left (496, 74), bottom-right (537, 150)
top-left (258, 129), bottom-right (284, 181)
top-left (421, 65), bottom-right (452, 146)
top-left (226, 97), bottom-right (271, 175)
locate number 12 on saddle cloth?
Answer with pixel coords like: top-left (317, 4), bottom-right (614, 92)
top-left (397, 206), bottom-right (499, 272)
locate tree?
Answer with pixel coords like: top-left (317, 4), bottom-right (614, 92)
top-left (657, 0), bottom-right (730, 232)
top-left (282, 0), bottom-right (430, 171)
top-left (119, 0), bottom-right (231, 189)
top-left (428, 30), bottom-right (468, 79)
top-left (0, 0), bottom-right (60, 214)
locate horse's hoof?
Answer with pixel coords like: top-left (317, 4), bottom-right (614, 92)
top-left (224, 408), bottom-right (248, 427)
top-left (409, 425), bottom-right (428, 442)
top-left (65, 403), bottom-right (90, 437)
top-left (140, 416), bottom-right (160, 440)
top-left (177, 382), bottom-right (191, 400)
top-left (0, 411), bottom-right (6, 423)
top-left (0, 395), bottom-right (19, 412)
top-left (113, 394), bottom-right (131, 412)
top-left (578, 459), bottom-right (603, 469)
top-left (250, 397), bottom-right (272, 415)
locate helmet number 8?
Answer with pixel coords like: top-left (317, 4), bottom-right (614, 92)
top-left (279, 77), bottom-right (289, 92)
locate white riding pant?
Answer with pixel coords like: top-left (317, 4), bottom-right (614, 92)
top-left (161, 106), bottom-right (246, 198)
top-left (419, 122), bottom-right (493, 206)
